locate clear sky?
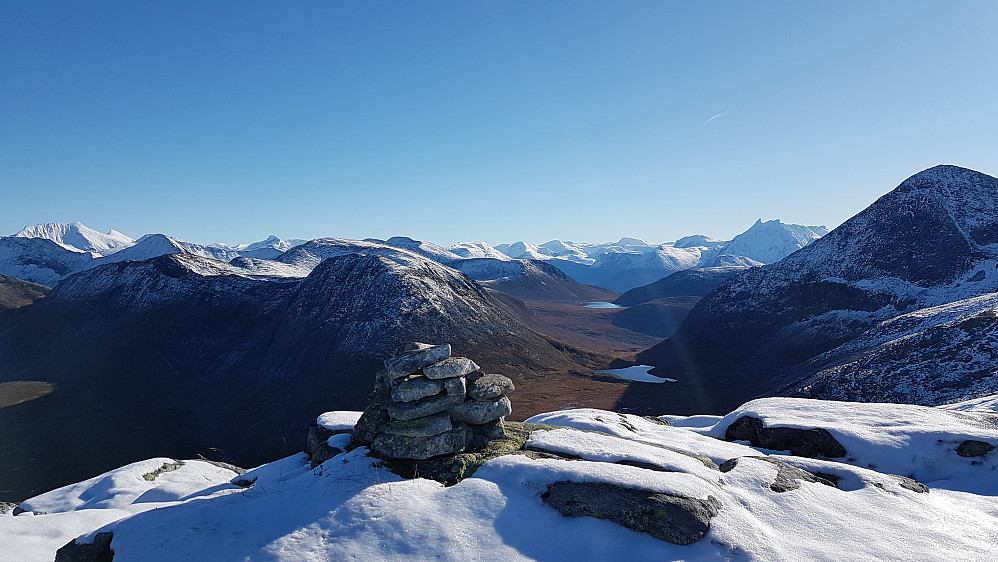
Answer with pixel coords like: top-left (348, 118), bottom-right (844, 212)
top-left (3, 1), bottom-right (997, 247)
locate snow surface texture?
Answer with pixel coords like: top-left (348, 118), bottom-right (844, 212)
top-left (4, 398), bottom-right (997, 561)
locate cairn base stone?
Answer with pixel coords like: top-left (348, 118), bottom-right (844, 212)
top-left (383, 413), bottom-right (453, 437)
top-left (372, 424), bottom-right (471, 460)
top-left (450, 395), bottom-right (512, 425)
top-left (352, 405), bottom-right (390, 446)
top-left (469, 418), bottom-right (506, 450)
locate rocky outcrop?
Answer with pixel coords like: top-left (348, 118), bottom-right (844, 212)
top-left (540, 481), bottom-right (721, 545)
top-left (54, 532), bottom-right (114, 562)
top-left (351, 343), bottom-right (515, 461)
top-left (724, 416), bottom-right (847, 458)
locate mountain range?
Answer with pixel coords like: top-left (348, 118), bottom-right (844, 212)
top-left (624, 165), bottom-right (998, 415)
top-left (0, 219), bottom-right (825, 293)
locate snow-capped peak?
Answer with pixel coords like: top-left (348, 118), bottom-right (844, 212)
top-left (716, 219), bottom-right (825, 264)
top-left (14, 222), bottom-right (134, 256)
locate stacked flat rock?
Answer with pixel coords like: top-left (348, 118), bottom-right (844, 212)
top-left (352, 342), bottom-right (515, 461)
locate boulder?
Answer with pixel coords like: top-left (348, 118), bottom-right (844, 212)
top-left (423, 357), bottom-right (479, 379)
top-left (383, 413), bottom-right (453, 437)
top-left (387, 393), bottom-right (465, 421)
top-left (449, 395), bottom-right (512, 425)
top-left (385, 343), bottom-right (451, 379)
top-left (351, 405), bottom-right (390, 446)
top-left (541, 481), bottom-right (721, 545)
top-left (956, 440), bottom-right (996, 457)
top-left (724, 416), bottom-right (847, 458)
top-left (371, 424), bottom-right (471, 460)
top-left (54, 532), bottom-right (115, 562)
top-left (391, 377), bottom-right (444, 403)
top-left (469, 418), bottom-right (505, 450)
top-left (467, 373), bottom-right (515, 400)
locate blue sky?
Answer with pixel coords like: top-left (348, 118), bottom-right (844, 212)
top-left (3, 1), bottom-right (997, 246)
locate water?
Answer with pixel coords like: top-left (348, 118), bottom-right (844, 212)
top-left (598, 365), bottom-right (677, 383)
top-left (584, 302), bottom-right (624, 309)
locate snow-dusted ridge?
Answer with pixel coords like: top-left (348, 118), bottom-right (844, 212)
top-left (4, 397), bottom-right (996, 560)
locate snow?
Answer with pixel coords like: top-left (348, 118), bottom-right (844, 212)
top-left (316, 411), bottom-right (362, 431)
top-left (3, 399), bottom-right (997, 560)
top-left (14, 222), bottom-right (134, 256)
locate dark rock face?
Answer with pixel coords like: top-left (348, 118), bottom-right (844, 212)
top-left (540, 481), bottom-right (721, 545)
top-left (724, 416), bottom-right (847, 458)
top-left (305, 421), bottom-right (349, 468)
top-left (719, 457), bottom-right (837, 492)
top-left (622, 165), bottom-right (998, 416)
top-left (956, 440), bottom-right (996, 457)
top-left (54, 532), bottom-right (114, 562)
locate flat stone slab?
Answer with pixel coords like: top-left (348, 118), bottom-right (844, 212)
top-left (372, 424), bottom-right (471, 460)
top-left (423, 357), bottom-right (479, 379)
top-left (392, 376), bottom-right (444, 403)
top-left (383, 413), bottom-right (453, 437)
top-left (449, 395), bottom-right (512, 425)
top-left (388, 393), bottom-right (465, 421)
top-left (385, 343), bottom-right (451, 378)
top-left (468, 373), bottom-right (515, 400)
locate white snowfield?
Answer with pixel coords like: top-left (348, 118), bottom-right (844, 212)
top-left (3, 397), bottom-right (997, 561)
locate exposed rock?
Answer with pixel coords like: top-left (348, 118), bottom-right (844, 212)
top-left (383, 421), bottom-right (555, 484)
top-left (444, 376), bottom-right (467, 397)
top-left (893, 475), bottom-right (930, 493)
top-left (383, 413), bottom-right (453, 437)
top-left (449, 395), bottom-right (512, 424)
top-left (469, 418), bottom-right (505, 450)
top-left (391, 377), bottom-right (444, 403)
top-left (384, 343), bottom-right (451, 379)
top-left (54, 531), bottom-right (114, 562)
top-left (956, 439), bottom-right (996, 457)
top-left (724, 416), bottom-right (847, 458)
top-left (467, 373), bottom-right (515, 400)
top-left (371, 424), bottom-right (471, 460)
top-left (541, 481), bottom-right (721, 545)
top-left (0, 501), bottom-right (17, 515)
top-left (351, 405), bottom-right (390, 446)
top-left (720, 456), bottom-right (837, 492)
top-left (306, 421), bottom-right (349, 468)
top-left (142, 460), bottom-right (184, 482)
top-left (387, 393), bottom-right (465, 421)
top-left (423, 357), bottom-right (479, 380)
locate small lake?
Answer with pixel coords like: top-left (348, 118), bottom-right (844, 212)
top-left (598, 365), bottom-right (677, 383)
top-left (584, 302), bottom-right (624, 309)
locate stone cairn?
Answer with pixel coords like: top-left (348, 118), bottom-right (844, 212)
top-left (351, 342), bottom-right (515, 461)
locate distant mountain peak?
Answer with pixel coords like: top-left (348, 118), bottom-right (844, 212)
top-left (14, 222), bottom-right (134, 256)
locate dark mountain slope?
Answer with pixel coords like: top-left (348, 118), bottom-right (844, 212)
top-left (0, 251), bottom-right (595, 501)
top-left (620, 165), bottom-right (998, 415)
top-left (0, 274), bottom-right (50, 309)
